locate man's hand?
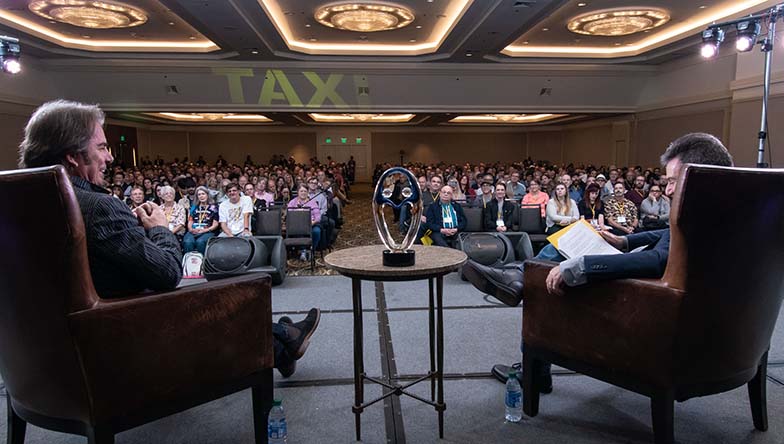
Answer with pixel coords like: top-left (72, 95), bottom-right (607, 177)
top-left (496, 225), bottom-right (507, 232)
top-left (546, 266), bottom-right (566, 296)
top-left (599, 230), bottom-right (626, 250)
top-left (421, 215), bottom-right (427, 223)
top-left (135, 202), bottom-right (167, 230)
top-left (441, 227), bottom-right (457, 236)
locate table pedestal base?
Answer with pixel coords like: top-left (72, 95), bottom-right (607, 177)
top-left (352, 275), bottom-right (446, 441)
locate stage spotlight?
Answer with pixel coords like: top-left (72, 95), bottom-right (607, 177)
top-left (700, 27), bottom-right (724, 58)
top-left (735, 20), bottom-right (761, 52)
top-left (0, 36), bottom-right (21, 74)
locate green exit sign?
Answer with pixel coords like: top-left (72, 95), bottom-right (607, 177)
top-left (120, 135), bottom-right (126, 142)
top-left (325, 137), bottom-right (332, 144)
top-left (340, 137), bottom-right (348, 144)
top-left (355, 137), bottom-right (363, 144)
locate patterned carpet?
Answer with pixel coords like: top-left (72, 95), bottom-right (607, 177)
top-left (287, 186), bottom-right (378, 276)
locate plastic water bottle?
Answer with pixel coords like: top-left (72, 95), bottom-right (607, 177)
top-left (505, 371), bottom-right (522, 422)
top-left (268, 399), bottom-right (288, 443)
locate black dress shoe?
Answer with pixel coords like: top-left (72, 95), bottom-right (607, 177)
top-left (283, 308), bottom-right (321, 360)
top-left (462, 260), bottom-right (524, 307)
top-left (277, 316), bottom-right (297, 378)
top-left (491, 363), bottom-right (553, 394)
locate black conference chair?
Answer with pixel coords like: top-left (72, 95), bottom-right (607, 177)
top-left (284, 208), bottom-right (315, 271)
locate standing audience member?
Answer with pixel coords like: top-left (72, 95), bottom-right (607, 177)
top-left (219, 183), bottom-right (253, 237)
top-left (639, 184), bottom-right (670, 230)
top-left (545, 183), bottom-right (579, 235)
top-left (183, 186), bottom-right (219, 254)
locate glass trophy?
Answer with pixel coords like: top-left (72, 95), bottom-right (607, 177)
top-left (372, 167), bottom-right (422, 266)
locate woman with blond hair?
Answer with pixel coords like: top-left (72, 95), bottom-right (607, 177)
top-left (545, 183), bottom-right (578, 235)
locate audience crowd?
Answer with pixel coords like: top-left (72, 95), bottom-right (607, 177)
top-left (109, 154), bottom-right (353, 261)
top-left (373, 158), bottom-right (671, 246)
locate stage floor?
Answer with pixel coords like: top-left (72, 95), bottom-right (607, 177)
top-left (3, 273), bottom-right (784, 443)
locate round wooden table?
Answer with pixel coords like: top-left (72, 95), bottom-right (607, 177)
top-left (325, 245), bottom-right (467, 441)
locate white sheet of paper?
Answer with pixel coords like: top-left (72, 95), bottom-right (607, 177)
top-left (556, 222), bottom-right (623, 259)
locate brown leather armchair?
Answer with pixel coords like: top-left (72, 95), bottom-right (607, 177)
top-left (0, 166), bottom-right (275, 444)
top-left (521, 165), bottom-right (784, 444)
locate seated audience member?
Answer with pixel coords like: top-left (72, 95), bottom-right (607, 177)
top-left (143, 178), bottom-right (156, 202)
top-left (244, 183), bottom-right (267, 234)
top-left (219, 183), bottom-right (253, 237)
top-left (624, 175), bottom-right (647, 209)
top-left (483, 183), bottom-right (516, 232)
top-left (605, 182), bottom-right (639, 235)
top-left (183, 186), bottom-right (219, 254)
top-left (596, 174), bottom-right (612, 201)
top-left (521, 179), bottom-right (549, 218)
top-left (545, 183), bottom-right (579, 235)
top-left (128, 186), bottom-right (145, 211)
top-left (507, 172), bottom-right (526, 201)
top-left (540, 174), bottom-right (553, 195)
top-left (254, 179), bottom-right (275, 206)
top-left (307, 177), bottom-right (335, 250)
top-left (577, 183), bottom-right (606, 230)
top-left (639, 184), bottom-right (670, 230)
top-left (18, 100), bottom-right (320, 378)
top-left (288, 184), bottom-right (322, 261)
top-left (159, 185), bottom-right (186, 238)
top-left (177, 177), bottom-right (197, 211)
top-left (423, 185), bottom-right (466, 247)
top-left (459, 174), bottom-right (476, 202)
top-left (473, 181), bottom-right (494, 208)
top-left (449, 177), bottom-right (466, 202)
top-left (560, 174), bottom-right (582, 203)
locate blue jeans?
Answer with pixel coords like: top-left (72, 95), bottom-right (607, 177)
top-left (183, 231), bottom-right (215, 254)
top-left (311, 224), bottom-right (321, 251)
top-left (535, 243), bottom-right (566, 262)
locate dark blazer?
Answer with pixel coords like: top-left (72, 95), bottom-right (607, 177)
top-left (583, 229), bottom-right (669, 282)
top-left (424, 200), bottom-right (467, 233)
top-left (483, 199), bottom-right (517, 231)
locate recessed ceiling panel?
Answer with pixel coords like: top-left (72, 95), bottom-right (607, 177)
top-left (256, 0), bottom-right (473, 55)
top-left (502, 0), bottom-right (778, 58)
top-left (0, 0), bottom-right (218, 52)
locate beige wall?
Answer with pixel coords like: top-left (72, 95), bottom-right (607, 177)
top-left (634, 103), bottom-right (728, 168)
top-left (0, 102), bottom-right (36, 169)
top-left (136, 129), bottom-right (317, 166)
top-left (4, 98), bottom-right (775, 172)
top-left (371, 132), bottom-right (526, 165)
top-left (729, 95), bottom-right (784, 167)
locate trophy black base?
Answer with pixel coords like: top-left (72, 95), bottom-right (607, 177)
top-left (383, 249), bottom-right (415, 267)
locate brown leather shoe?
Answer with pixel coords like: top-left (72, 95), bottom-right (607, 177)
top-left (462, 260), bottom-right (524, 307)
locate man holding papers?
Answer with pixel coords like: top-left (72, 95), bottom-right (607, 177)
top-left (462, 133), bottom-right (734, 390)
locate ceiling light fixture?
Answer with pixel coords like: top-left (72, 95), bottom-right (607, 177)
top-left (145, 112), bottom-right (274, 123)
top-left (567, 8), bottom-right (670, 36)
top-left (308, 113), bottom-right (415, 123)
top-left (448, 114), bottom-right (568, 124)
top-left (314, 3), bottom-right (415, 32)
top-left (28, 0), bottom-right (147, 29)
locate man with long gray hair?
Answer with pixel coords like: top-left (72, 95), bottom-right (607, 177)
top-left (19, 100), bottom-right (320, 377)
